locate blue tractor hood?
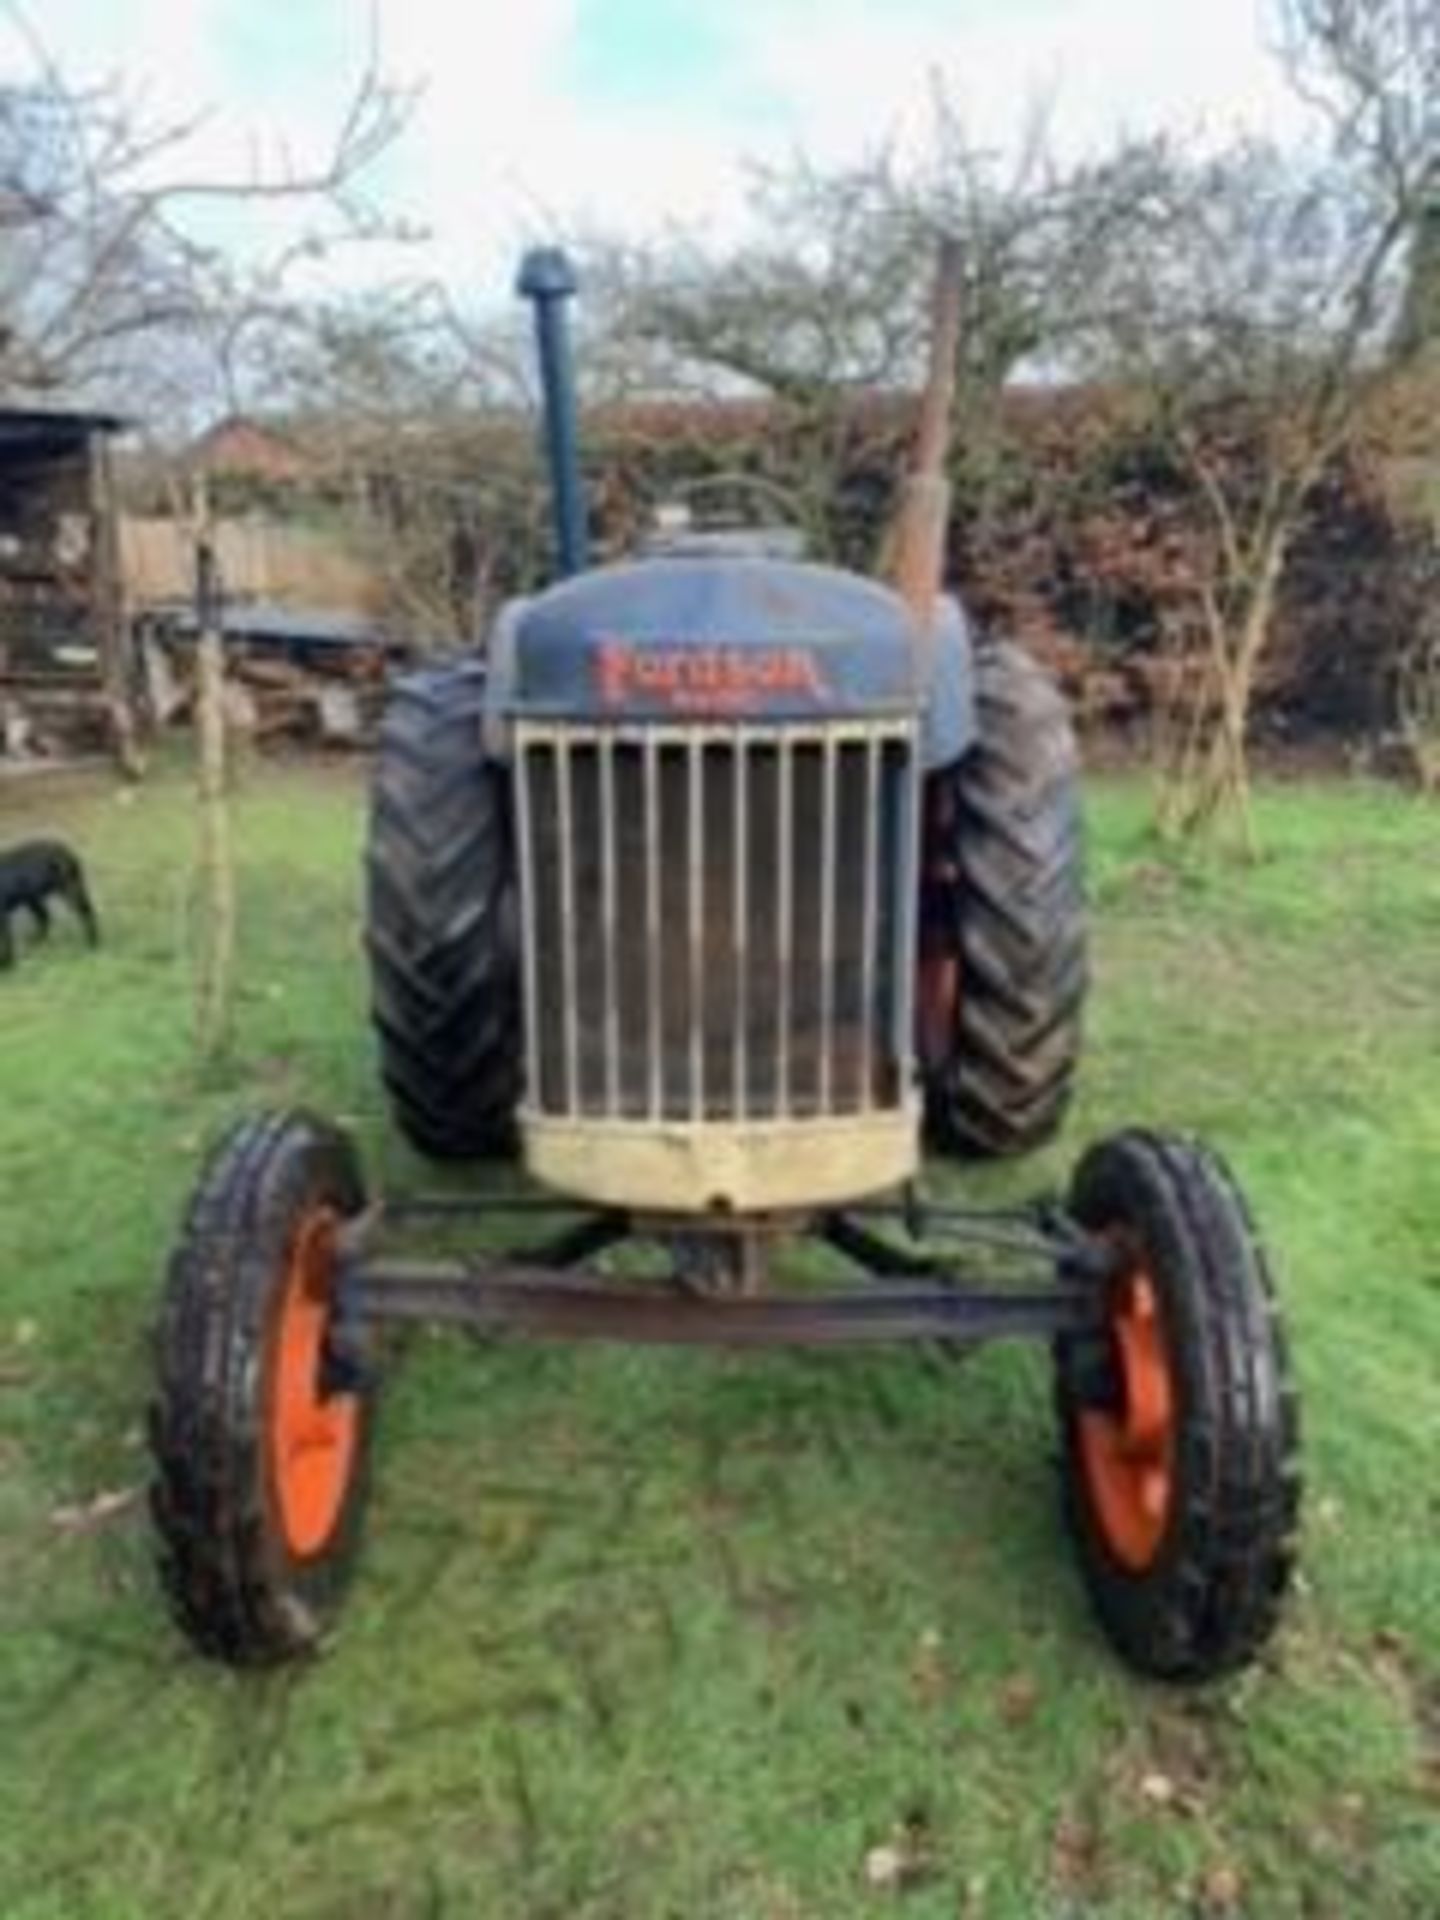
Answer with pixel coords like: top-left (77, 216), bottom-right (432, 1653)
top-left (486, 554), bottom-right (974, 766)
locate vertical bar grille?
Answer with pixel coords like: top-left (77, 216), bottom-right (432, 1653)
top-left (775, 732), bottom-right (793, 1117)
top-left (732, 724), bottom-right (749, 1122)
top-left (517, 719), bottom-right (917, 1123)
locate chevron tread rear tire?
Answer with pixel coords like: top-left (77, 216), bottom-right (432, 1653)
top-left (924, 639), bottom-right (1087, 1158)
top-left (366, 661), bottom-right (521, 1159)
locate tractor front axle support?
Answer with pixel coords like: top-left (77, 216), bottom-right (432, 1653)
top-left (329, 1193), bottom-right (1113, 1355)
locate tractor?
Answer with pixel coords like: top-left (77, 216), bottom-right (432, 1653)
top-left (148, 246), bottom-right (1300, 1681)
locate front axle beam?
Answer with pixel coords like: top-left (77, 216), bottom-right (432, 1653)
top-left (339, 1259), bottom-right (1099, 1348)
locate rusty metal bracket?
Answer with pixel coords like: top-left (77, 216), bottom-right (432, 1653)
top-left (825, 1203), bottom-right (1120, 1282)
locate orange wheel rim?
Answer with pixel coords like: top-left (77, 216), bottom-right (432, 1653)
top-left (268, 1207), bottom-right (359, 1559)
top-left (1077, 1264), bottom-right (1176, 1571)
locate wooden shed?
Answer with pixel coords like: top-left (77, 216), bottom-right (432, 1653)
top-left (0, 405), bottom-right (134, 768)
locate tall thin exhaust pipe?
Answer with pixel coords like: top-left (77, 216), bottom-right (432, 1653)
top-left (517, 246), bottom-right (590, 577)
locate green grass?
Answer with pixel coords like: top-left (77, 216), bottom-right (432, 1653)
top-left (1, 758), bottom-right (1437, 1919)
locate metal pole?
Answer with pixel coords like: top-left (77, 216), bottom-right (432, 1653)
top-left (516, 246), bottom-right (589, 577)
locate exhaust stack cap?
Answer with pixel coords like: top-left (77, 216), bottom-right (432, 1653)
top-left (516, 247), bottom-right (578, 300)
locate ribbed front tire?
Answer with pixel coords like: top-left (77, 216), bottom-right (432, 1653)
top-left (149, 1111), bottom-right (373, 1665)
top-left (365, 661), bottom-right (522, 1159)
top-left (1057, 1131), bottom-right (1302, 1680)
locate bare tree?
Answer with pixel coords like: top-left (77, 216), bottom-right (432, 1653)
top-left (0, 6), bottom-right (411, 790)
top-left (1086, 0), bottom-right (1437, 848)
top-left (260, 283), bottom-right (549, 639)
top-left (0, 8), bottom-right (414, 1062)
top-left (575, 155), bottom-right (921, 555)
top-left (0, 4), bottom-right (411, 421)
top-left (190, 497), bottom-right (235, 1060)
top-left (576, 104), bottom-right (1157, 564)
top-left (894, 103), bottom-right (1166, 544)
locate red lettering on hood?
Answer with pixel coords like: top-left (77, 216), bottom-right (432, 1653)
top-left (595, 639), bottom-right (829, 711)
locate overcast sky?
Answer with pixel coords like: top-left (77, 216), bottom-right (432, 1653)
top-left (8, 0), bottom-right (1309, 301)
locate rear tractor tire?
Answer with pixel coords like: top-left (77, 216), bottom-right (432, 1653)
top-left (921, 639), bottom-right (1087, 1159)
top-left (366, 659), bottom-right (522, 1159)
top-left (149, 1111), bottom-right (375, 1665)
top-left (1056, 1130), bottom-right (1301, 1681)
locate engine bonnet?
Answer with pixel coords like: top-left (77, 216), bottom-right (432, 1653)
top-left (505, 556), bottom-right (922, 722)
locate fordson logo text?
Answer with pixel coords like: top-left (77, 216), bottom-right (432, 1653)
top-left (595, 639), bottom-right (830, 712)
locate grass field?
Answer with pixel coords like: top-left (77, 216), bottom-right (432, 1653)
top-left (0, 756), bottom-right (1437, 1919)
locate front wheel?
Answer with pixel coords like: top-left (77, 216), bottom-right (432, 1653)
top-left (1056, 1131), bottom-right (1301, 1681)
top-left (149, 1110), bottom-right (375, 1665)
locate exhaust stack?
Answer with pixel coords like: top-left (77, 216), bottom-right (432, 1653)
top-left (517, 246), bottom-right (589, 578)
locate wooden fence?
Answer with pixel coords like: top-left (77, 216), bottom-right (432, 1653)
top-left (119, 515), bottom-right (379, 613)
